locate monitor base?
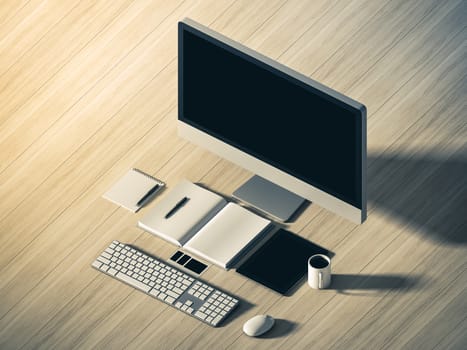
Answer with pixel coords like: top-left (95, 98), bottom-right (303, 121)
top-left (232, 175), bottom-right (306, 222)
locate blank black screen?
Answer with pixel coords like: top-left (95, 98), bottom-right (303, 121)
top-left (237, 229), bottom-right (330, 294)
top-left (179, 23), bottom-right (362, 208)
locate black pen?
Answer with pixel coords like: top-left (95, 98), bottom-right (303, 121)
top-left (165, 197), bottom-right (190, 219)
top-left (137, 184), bottom-right (160, 207)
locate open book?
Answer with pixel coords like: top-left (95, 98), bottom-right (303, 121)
top-left (138, 180), bottom-right (271, 269)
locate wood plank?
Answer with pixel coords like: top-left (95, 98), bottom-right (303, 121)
top-left (0, 1), bottom-right (76, 76)
top-left (0, 0), bottom-right (165, 172)
top-left (0, 0), bottom-right (465, 349)
top-left (0, 0), bottom-right (190, 262)
top-left (0, 0), bottom-right (37, 28)
top-left (311, 0), bottom-right (451, 93)
top-left (349, 1), bottom-right (466, 108)
top-left (0, 0), bottom-right (131, 126)
top-left (432, 316), bottom-right (467, 350)
top-left (391, 272), bottom-right (467, 350)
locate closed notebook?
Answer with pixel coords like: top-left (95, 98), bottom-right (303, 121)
top-left (138, 181), bottom-right (271, 269)
top-left (183, 203), bottom-right (271, 268)
top-left (103, 169), bottom-right (164, 212)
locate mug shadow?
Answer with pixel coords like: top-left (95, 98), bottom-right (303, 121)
top-left (331, 274), bottom-right (424, 295)
top-left (368, 152), bottom-right (466, 245)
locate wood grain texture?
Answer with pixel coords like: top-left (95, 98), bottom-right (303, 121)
top-left (0, 0), bottom-right (465, 349)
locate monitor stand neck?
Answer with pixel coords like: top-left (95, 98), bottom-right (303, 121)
top-left (232, 175), bottom-right (306, 222)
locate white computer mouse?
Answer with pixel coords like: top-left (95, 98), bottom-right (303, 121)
top-left (242, 314), bottom-right (275, 337)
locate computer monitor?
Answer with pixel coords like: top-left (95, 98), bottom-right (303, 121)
top-left (178, 18), bottom-right (367, 224)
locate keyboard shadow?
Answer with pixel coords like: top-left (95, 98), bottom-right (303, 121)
top-left (219, 298), bottom-right (255, 327)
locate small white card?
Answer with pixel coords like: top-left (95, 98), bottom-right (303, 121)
top-left (103, 169), bottom-right (164, 212)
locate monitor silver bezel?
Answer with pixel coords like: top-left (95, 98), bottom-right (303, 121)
top-left (178, 18), bottom-right (367, 224)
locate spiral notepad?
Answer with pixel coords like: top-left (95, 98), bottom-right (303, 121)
top-left (103, 169), bottom-right (165, 212)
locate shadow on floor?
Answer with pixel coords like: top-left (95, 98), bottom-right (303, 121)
top-left (367, 151), bottom-right (466, 244)
top-left (219, 298), bottom-right (255, 327)
top-left (331, 273), bottom-right (425, 295)
top-left (257, 318), bottom-right (299, 339)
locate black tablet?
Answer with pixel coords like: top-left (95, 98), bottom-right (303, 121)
top-left (236, 229), bottom-right (330, 295)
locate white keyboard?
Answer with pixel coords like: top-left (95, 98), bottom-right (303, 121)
top-left (92, 240), bottom-right (239, 327)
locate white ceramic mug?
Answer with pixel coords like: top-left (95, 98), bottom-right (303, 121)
top-left (308, 254), bottom-right (331, 289)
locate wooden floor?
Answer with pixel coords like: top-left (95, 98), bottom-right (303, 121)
top-left (0, 0), bottom-right (466, 349)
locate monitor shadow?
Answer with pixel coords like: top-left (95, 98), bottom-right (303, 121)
top-left (367, 152), bottom-right (466, 245)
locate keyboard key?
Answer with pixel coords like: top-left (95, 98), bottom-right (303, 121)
top-left (116, 272), bottom-right (151, 292)
top-left (166, 290), bottom-right (180, 299)
top-left (173, 287), bottom-right (184, 295)
top-left (212, 316), bottom-right (222, 325)
top-left (149, 289), bottom-right (160, 298)
top-left (101, 252), bottom-right (112, 259)
top-left (195, 311), bottom-right (207, 320)
top-left (165, 296), bottom-right (176, 304)
top-left (97, 257), bottom-right (111, 265)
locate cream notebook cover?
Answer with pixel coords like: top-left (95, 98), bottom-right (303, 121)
top-left (183, 203), bottom-right (271, 268)
top-left (103, 169), bottom-right (164, 212)
top-left (138, 181), bottom-right (271, 268)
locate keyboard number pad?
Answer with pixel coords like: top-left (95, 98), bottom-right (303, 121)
top-left (195, 291), bottom-right (238, 326)
top-left (188, 281), bottom-right (213, 301)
